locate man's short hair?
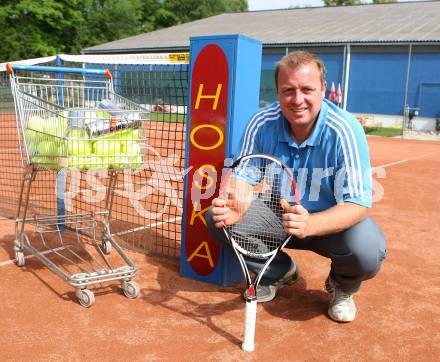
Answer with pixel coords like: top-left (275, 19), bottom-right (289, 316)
top-left (275, 51), bottom-right (327, 91)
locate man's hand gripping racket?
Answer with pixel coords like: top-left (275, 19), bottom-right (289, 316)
top-left (219, 154), bottom-right (299, 352)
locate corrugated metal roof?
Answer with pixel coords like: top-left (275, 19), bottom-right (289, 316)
top-left (83, 1), bottom-right (440, 53)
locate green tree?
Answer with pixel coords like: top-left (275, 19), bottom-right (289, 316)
top-left (160, 0), bottom-right (247, 26)
top-left (0, 0), bottom-right (83, 61)
top-left (0, 0), bottom-right (144, 62)
top-left (140, 0), bottom-right (171, 32)
top-left (324, 0), bottom-right (359, 5)
top-left (76, 0), bottom-right (144, 50)
top-left (0, 0), bottom-right (248, 63)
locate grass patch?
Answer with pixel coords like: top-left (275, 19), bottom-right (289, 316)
top-left (149, 112), bottom-right (186, 123)
top-left (364, 126), bottom-right (402, 137)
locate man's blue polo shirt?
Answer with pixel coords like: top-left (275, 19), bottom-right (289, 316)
top-left (237, 99), bottom-right (372, 212)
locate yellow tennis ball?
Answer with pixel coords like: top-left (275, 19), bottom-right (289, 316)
top-left (86, 155), bottom-right (101, 170)
top-left (68, 156), bottom-right (89, 170)
top-left (68, 139), bottom-right (92, 155)
top-left (92, 140), bottom-right (121, 155)
top-left (111, 154), bottom-right (130, 169)
top-left (32, 156), bottom-right (59, 170)
top-left (97, 155), bottom-right (113, 169)
top-left (121, 141), bottom-right (141, 156)
top-left (27, 115), bottom-right (45, 133)
top-left (44, 116), bottom-right (67, 138)
top-left (37, 140), bottom-right (59, 156)
top-left (25, 129), bottom-right (38, 143)
top-left (129, 155), bottom-right (143, 169)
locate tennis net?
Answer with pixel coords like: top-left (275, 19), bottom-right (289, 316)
top-left (0, 53), bottom-right (189, 258)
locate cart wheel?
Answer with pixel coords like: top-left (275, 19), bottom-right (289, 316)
top-left (76, 289), bottom-right (95, 308)
top-left (101, 239), bottom-right (112, 255)
top-left (15, 250), bottom-right (25, 267)
top-left (122, 281), bottom-right (140, 299)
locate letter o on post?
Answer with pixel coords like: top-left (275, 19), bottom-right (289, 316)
top-left (190, 124), bottom-right (224, 151)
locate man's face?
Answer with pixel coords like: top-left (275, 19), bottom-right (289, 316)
top-left (277, 62), bottom-right (326, 134)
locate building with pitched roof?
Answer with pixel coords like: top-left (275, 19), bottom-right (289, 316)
top-left (84, 1), bottom-right (440, 129)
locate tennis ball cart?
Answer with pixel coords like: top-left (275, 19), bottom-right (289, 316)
top-left (7, 63), bottom-right (145, 307)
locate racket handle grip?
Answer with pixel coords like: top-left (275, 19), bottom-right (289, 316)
top-left (242, 299), bottom-right (257, 352)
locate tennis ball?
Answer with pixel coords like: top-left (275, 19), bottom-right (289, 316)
top-left (25, 129), bottom-right (40, 144)
top-left (128, 128), bottom-right (141, 138)
top-left (126, 129), bottom-right (141, 140)
top-left (96, 111), bottom-right (111, 119)
top-left (95, 156), bottom-right (110, 169)
top-left (37, 140), bottom-right (59, 156)
top-left (95, 130), bottom-right (117, 140)
top-left (32, 156), bottom-right (59, 170)
top-left (27, 115), bottom-right (45, 133)
top-left (26, 116), bottom-right (45, 145)
top-left (68, 155), bottom-right (89, 170)
top-left (27, 140), bottom-right (38, 156)
top-left (110, 154), bottom-right (130, 169)
top-left (67, 128), bottom-right (88, 139)
top-left (44, 117), bottom-right (67, 139)
top-left (92, 140), bottom-right (121, 155)
top-left (85, 155), bottom-right (100, 170)
top-left (114, 129), bottom-right (129, 139)
top-left (121, 141), bottom-right (141, 156)
top-left (114, 128), bottom-right (141, 141)
top-left (67, 139), bottom-right (92, 156)
top-left (58, 140), bottom-right (67, 155)
top-left (66, 128), bottom-right (91, 156)
top-left (129, 155), bottom-right (143, 169)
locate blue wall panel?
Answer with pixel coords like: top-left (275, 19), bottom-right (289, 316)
top-left (321, 52), bottom-right (344, 99)
top-left (261, 53), bottom-right (283, 70)
top-left (408, 52), bottom-right (440, 117)
top-left (348, 52), bottom-right (407, 115)
top-left (259, 51), bottom-right (344, 107)
top-left (260, 52), bottom-right (284, 107)
top-left (250, 48), bottom-right (440, 118)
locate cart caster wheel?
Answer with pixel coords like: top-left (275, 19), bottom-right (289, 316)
top-left (15, 251), bottom-right (25, 267)
top-left (101, 240), bottom-right (112, 255)
top-left (76, 289), bottom-right (95, 308)
top-left (122, 281), bottom-right (140, 299)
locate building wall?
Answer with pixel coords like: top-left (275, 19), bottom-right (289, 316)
top-left (259, 47), bottom-right (344, 107)
top-left (348, 47), bottom-right (407, 115)
top-left (259, 45), bottom-right (440, 122)
top-left (408, 49), bottom-right (440, 118)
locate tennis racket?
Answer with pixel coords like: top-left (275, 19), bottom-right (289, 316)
top-left (220, 153), bottom-right (299, 352)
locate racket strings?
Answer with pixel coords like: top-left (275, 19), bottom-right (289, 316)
top-left (229, 200), bottom-right (285, 254)
top-left (225, 156), bottom-right (294, 256)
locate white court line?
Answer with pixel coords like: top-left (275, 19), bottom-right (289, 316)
top-left (372, 150), bottom-right (440, 170)
top-left (114, 216), bottom-right (182, 236)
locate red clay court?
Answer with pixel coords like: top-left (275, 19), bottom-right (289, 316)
top-left (0, 136), bottom-right (439, 360)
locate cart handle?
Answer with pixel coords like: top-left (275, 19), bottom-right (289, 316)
top-left (6, 63), bottom-right (112, 78)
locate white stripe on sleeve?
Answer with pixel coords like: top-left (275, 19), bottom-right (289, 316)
top-left (325, 121), bottom-right (356, 197)
top-left (327, 109), bottom-right (364, 197)
top-left (238, 103), bottom-right (281, 158)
